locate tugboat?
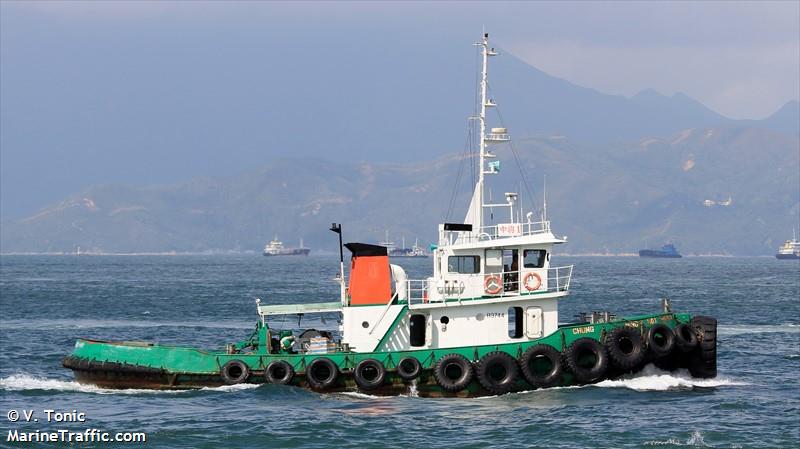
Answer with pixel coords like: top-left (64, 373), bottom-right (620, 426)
top-left (263, 237), bottom-right (310, 256)
top-left (63, 32), bottom-right (717, 397)
top-left (775, 230), bottom-right (800, 259)
top-left (639, 243), bottom-right (682, 258)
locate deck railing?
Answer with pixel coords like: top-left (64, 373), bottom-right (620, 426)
top-left (438, 220), bottom-right (551, 246)
top-left (403, 265), bottom-right (573, 305)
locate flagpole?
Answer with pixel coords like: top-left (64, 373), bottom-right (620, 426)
top-left (330, 223), bottom-right (345, 305)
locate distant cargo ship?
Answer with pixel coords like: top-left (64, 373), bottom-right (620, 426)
top-left (639, 243), bottom-right (682, 258)
top-left (389, 241), bottom-right (429, 258)
top-left (775, 230), bottom-right (799, 260)
top-left (379, 233), bottom-right (429, 258)
top-left (263, 237), bottom-right (310, 257)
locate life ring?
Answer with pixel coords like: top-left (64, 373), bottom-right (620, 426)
top-left (220, 360), bottom-right (250, 384)
top-left (353, 358), bottom-right (386, 391)
top-left (519, 344), bottom-right (563, 388)
top-left (564, 338), bottom-right (609, 384)
top-left (475, 351), bottom-right (519, 395)
top-left (305, 357), bottom-right (339, 390)
top-left (434, 353), bottom-right (474, 392)
top-left (484, 275), bottom-right (503, 295)
top-left (265, 360), bottom-right (295, 385)
top-left (646, 324), bottom-right (675, 358)
top-left (604, 327), bottom-right (645, 371)
top-left (396, 357), bottom-right (422, 381)
top-left (688, 316), bottom-right (717, 379)
top-left (673, 323), bottom-right (698, 353)
top-left (523, 272), bottom-right (542, 291)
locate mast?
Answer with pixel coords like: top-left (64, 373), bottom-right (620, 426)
top-left (543, 175), bottom-right (547, 222)
top-left (463, 32), bottom-right (506, 232)
top-left (477, 32), bottom-right (489, 229)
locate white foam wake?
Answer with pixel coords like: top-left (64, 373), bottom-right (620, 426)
top-left (717, 323), bottom-right (799, 336)
top-left (592, 365), bottom-right (747, 391)
top-left (338, 391), bottom-right (382, 399)
top-left (0, 374), bottom-right (259, 395)
top-left (644, 430), bottom-right (712, 447)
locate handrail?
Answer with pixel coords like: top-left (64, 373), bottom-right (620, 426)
top-left (439, 220), bottom-right (551, 246)
top-left (367, 295), bottom-right (400, 336)
top-left (404, 265), bottom-right (573, 305)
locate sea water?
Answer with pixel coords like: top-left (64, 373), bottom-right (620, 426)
top-left (1, 255), bottom-right (798, 448)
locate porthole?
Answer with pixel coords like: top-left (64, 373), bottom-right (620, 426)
top-left (440, 316), bottom-right (450, 324)
top-left (362, 321), bottom-right (369, 328)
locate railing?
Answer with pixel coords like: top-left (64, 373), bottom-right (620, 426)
top-left (485, 133), bottom-right (510, 142)
top-left (439, 220), bottom-right (551, 246)
top-left (402, 265), bottom-right (573, 305)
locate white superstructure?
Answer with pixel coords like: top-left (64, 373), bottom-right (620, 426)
top-left (776, 229), bottom-right (800, 258)
top-left (263, 237), bottom-right (286, 255)
top-left (258, 32), bottom-right (572, 354)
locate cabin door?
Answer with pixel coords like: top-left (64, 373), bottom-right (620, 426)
top-left (502, 249), bottom-right (519, 293)
top-left (525, 306), bottom-right (543, 338)
top-left (409, 313), bottom-right (431, 348)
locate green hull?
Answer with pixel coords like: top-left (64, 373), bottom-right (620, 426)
top-left (63, 312), bottom-right (716, 397)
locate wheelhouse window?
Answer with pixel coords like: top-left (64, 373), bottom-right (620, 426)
top-left (523, 250), bottom-right (547, 269)
top-left (448, 255), bottom-right (480, 274)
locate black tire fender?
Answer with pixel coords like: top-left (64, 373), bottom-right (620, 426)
top-left (519, 344), bottom-right (563, 388)
top-left (674, 323), bottom-right (698, 353)
top-left (434, 354), bottom-right (474, 393)
top-left (220, 360), bottom-right (250, 385)
top-left (688, 316), bottom-right (717, 378)
top-left (475, 351), bottom-right (519, 395)
top-left (564, 338), bottom-right (609, 384)
top-left (396, 357), bottom-right (422, 381)
top-left (353, 358), bottom-right (386, 391)
top-left (305, 357), bottom-right (339, 390)
top-left (265, 360), bottom-right (295, 385)
top-left (605, 327), bottom-right (646, 371)
top-left (647, 324), bottom-right (676, 358)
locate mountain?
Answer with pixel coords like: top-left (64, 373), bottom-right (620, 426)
top-left (3, 30), bottom-right (798, 221)
top-left (2, 127), bottom-right (797, 255)
top-left (754, 100), bottom-right (800, 136)
top-left (490, 57), bottom-right (734, 143)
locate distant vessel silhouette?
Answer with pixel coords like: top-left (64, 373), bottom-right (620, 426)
top-left (263, 237), bottom-right (310, 256)
top-left (775, 230), bottom-right (799, 260)
top-left (639, 243), bottom-right (682, 258)
top-left (378, 232), bottom-right (429, 258)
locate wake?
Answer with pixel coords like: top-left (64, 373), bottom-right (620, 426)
top-left (591, 364), bottom-right (747, 391)
top-left (0, 374), bottom-right (259, 395)
top-left (717, 323), bottom-right (798, 336)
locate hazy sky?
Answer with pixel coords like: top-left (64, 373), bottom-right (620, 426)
top-left (8, 1), bottom-right (797, 118)
top-left (1, 1), bottom-right (798, 220)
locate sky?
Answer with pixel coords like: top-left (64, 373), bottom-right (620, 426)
top-left (1, 1), bottom-right (798, 220)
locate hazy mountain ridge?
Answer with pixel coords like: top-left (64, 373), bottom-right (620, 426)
top-left (2, 126), bottom-right (797, 255)
top-left (489, 55), bottom-right (799, 143)
top-left (4, 39), bottom-right (798, 220)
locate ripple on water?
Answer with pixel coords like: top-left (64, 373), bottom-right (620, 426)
top-left (644, 430), bottom-right (711, 447)
top-left (1, 255), bottom-right (798, 449)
